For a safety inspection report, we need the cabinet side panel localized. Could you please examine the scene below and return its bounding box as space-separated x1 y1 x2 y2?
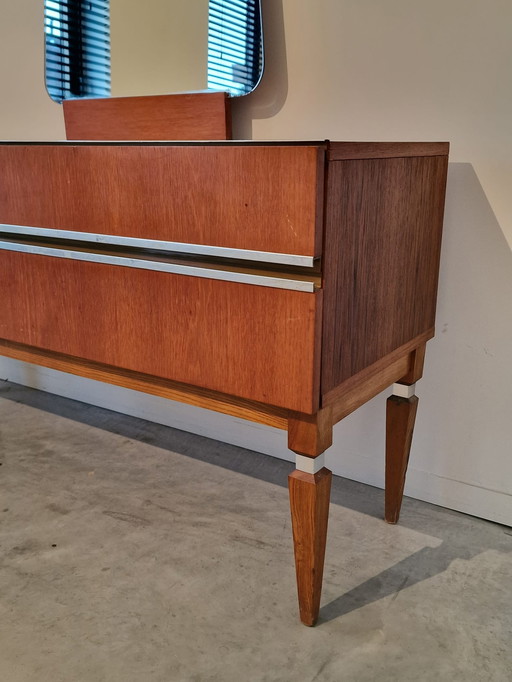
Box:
321 155 448 394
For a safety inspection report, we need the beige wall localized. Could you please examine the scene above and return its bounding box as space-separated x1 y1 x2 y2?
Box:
236 0 512 245
110 0 209 96
0 1 64 139
1 0 511 524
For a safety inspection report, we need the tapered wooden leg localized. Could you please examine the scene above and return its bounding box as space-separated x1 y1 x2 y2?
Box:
385 388 418 524
288 467 332 626
287 408 333 626
385 344 426 523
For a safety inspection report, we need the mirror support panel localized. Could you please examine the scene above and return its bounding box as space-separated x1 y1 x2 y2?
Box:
63 92 232 141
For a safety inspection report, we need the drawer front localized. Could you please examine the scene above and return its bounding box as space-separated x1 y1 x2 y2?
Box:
0 251 321 413
0 144 323 259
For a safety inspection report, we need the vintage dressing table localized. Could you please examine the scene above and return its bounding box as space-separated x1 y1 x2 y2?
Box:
0 93 448 625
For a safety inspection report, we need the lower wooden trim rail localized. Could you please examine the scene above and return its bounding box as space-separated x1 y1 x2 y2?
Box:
0 339 289 430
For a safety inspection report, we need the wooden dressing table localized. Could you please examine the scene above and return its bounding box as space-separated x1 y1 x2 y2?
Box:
0 94 448 625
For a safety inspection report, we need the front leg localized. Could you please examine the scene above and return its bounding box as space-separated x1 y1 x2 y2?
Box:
288 409 333 626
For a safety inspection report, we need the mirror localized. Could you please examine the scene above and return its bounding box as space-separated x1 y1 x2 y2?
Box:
44 0 263 103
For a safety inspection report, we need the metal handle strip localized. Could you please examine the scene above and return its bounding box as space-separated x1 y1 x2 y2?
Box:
0 224 316 268
0 240 316 293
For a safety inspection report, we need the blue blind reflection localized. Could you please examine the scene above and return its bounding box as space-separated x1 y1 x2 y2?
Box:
207 0 262 96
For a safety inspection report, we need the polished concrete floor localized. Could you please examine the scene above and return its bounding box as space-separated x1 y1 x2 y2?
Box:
0 380 511 682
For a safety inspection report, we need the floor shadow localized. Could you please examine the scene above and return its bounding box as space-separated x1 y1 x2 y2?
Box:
319 543 471 624
0 378 294 483
0 377 386 521
0 378 507 536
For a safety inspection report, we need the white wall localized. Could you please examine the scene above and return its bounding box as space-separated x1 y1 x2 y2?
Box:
1 0 511 526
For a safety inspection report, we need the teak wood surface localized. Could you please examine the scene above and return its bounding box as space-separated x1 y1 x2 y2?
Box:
385 395 419 524
320 154 448 395
327 141 448 160
288 469 332 626
0 144 324 257
288 408 333 457
0 250 322 413
0 339 291 430
63 92 232 141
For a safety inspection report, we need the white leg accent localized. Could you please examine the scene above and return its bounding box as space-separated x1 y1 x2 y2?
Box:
392 382 416 398
295 453 325 474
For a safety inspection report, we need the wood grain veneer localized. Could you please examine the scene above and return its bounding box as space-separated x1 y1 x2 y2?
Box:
320 154 448 395
327 141 449 161
0 251 322 413
63 92 232 141
398 343 426 385
288 468 332 626
0 144 324 257
385 394 419 523
288 408 333 458
0 339 290 430
322 330 433 409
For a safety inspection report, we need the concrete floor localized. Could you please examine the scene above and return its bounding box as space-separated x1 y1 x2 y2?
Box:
0 380 511 682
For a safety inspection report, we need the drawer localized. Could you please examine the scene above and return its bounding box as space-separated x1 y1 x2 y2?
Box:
0 144 324 260
0 250 322 413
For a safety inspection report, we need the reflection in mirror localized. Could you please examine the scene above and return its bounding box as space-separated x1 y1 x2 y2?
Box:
208 0 262 95
45 0 110 101
44 0 263 103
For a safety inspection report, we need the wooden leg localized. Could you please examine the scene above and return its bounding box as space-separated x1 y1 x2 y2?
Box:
385 344 426 523
385 388 418 524
288 408 333 626
288 467 332 626
288 407 333 456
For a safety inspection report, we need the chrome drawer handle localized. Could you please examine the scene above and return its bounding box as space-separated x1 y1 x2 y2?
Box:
0 239 318 293
0 224 315 268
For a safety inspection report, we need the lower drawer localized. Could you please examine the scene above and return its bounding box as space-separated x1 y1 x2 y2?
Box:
0 251 322 413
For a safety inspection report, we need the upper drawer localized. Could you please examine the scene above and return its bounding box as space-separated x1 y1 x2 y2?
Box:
0 143 324 258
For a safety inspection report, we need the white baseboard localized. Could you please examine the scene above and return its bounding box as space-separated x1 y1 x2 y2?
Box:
325 449 512 527
1 357 510 527
0 356 294 460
